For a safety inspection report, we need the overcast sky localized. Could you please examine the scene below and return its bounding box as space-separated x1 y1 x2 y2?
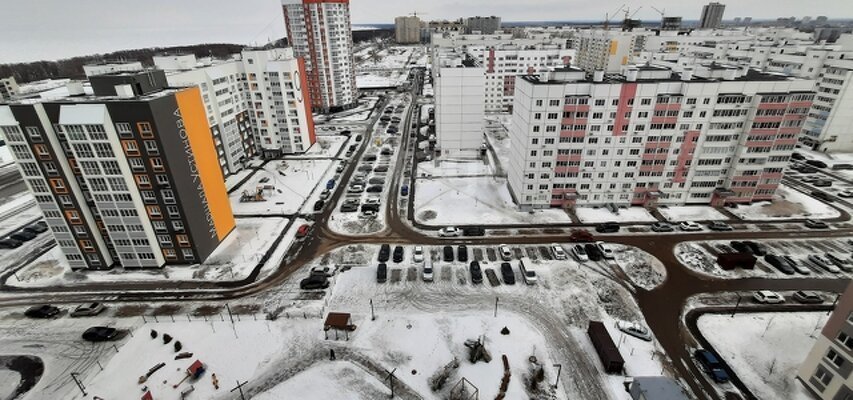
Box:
2 0 852 64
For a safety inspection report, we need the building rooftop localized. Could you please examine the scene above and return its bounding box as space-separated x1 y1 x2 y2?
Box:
522 65 797 85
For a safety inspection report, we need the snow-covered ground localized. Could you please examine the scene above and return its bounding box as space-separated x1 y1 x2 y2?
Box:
575 207 658 224
7 217 298 287
414 177 572 225
416 157 493 177
0 195 42 238
356 46 416 70
658 206 728 222
697 312 824 400
224 168 254 192
229 159 335 216
287 135 349 160
611 244 667 290
356 71 407 88
255 361 390 399
730 184 840 220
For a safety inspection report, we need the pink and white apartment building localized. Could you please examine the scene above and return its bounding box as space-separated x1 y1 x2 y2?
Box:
507 64 815 210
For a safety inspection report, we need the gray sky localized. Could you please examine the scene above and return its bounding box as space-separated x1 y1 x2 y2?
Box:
2 0 852 64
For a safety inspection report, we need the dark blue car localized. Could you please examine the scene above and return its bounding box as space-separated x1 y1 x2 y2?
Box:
326 179 336 190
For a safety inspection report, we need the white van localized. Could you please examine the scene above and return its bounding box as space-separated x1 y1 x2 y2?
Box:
519 257 537 285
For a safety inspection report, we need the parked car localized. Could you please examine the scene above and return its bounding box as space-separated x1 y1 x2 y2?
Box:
469 261 483 284
25 305 60 319
839 190 853 198
806 160 828 169
650 222 674 232
438 227 461 237
678 221 702 232
0 238 22 249
764 255 795 275
82 326 119 342
743 241 767 256
326 179 336 190
378 244 391 262
793 290 824 304
729 241 752 254
804 219 829 229
366 185 384 193
392 246 404 263
551 244 567 260
809 255 841 273
753 290 785 304
10 230 37 242
783 255 811 275
585 243 603 261
319 189 331 200
400 185 409 196
519 258 537 284
422 258 434 282
499 245 513 261
376 263 387 283
595 241 614 259
791 152 805 160
616 321 652 341
412 246 424 263
295 224 311 239
463 227 485 236
300 274 329 290
347 184 365 194
571 245 589 262
811 191 835 202
832 163 853 171
443 246 454 262
70 303 106 318
595 222 620 233
340 203 359 213
457 245 468 262
695 350 730 383
23 222 48 234
813 179 833 187
707 221 733 231
500 262 515 284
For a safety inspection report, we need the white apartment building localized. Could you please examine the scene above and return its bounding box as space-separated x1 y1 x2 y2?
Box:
575 30 638 73
83 62 145 78
395 15 422 44
0 77 18 101
281 0 357 112
507 65 814 210
433 49 485 154
431 31 568 50
798 281 853 399
466 45 575 112
803 56 853 152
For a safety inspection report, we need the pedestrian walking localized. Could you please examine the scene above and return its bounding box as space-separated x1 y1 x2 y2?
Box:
330 349 336 360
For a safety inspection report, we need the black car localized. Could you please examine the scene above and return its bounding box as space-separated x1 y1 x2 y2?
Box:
24 222 48 234
363 155 377 162
340 203 359 212
500 262 516 285
368 177 386 185
813 179 833 187
300 274 330 290
764 254 795 275
377 263 388 283
25 305 60 319
463 227 485 236
374 165 389 173
443 246 454 262
791 152 805 160
355 134 363 142
82 326 119 342
361 203 380 212
10 230 37 242
811 191 835 202
457 245 468 262
0 238 22 249
743 241 767 256
469 261 483 284
806 160 828 169
378 244 391 262
366 185 384 193
584 243 603 261
595 222 620 233
729 241 752 254
393 246 404 263
312 200 325 212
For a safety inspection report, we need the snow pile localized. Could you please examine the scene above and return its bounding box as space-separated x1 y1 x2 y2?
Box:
255 361 389 399
658 206 727 222
575 207 657 224
731 185 840 220
613 245 667 290
697 312 823 400
675 243 717 275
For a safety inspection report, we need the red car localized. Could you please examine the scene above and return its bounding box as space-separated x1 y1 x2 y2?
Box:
296 224 311 238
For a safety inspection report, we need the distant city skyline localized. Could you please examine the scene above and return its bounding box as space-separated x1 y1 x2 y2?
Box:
2 0 853 64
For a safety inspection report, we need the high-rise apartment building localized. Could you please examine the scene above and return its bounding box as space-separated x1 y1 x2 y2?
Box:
465 16 502 34
281 0 357 112
798 281 853 399
575 30 638 73
0 71 235 269
395 16 422 44
801 57 853 152
0 77 18 101
433 49 485 154
699 2 726 29
507 65 814 210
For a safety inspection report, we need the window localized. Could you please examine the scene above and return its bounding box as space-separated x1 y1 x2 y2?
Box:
137 122 153 138
166 206 180 218
25 126 42 141
176 235 190 247
150 158 165 172
152 221 168 232
34 144 50 159
163 248 177 259
144 140 159 155
49 178 67 193
826 349 844 368
116 123 133 137
146 205 162 218
122 140 140 156
65 210 82 224
135 175 151 188
157 235 173 247
129 158 145 171
837 331 853 350
172 221 185 231
813 368 832 386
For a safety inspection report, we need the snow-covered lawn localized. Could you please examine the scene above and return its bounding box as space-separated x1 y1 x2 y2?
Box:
7 217 295 287
224 168 254 192
356 47 415 70
658 206 728 222
229 159 334 216
356 71 407 88
0 193 42 238
414 177 572 225
287 135 349 159
416 158 493 177
255 361 389 399
575 207 657 224
730 185 840 220
697 312 824 400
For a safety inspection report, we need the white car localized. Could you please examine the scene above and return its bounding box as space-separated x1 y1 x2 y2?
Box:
413 246 424 263
753 290 785 304
616 321 652 341
364 198 381 206
347 184 364 193
422 261 434 282
571 245 589 262
438 227 461 237
839 190 853 198
679 221 702 232
809 255 841 273
596 241 614 259
551 244 567 260
499 245 513 261
358 210 377 219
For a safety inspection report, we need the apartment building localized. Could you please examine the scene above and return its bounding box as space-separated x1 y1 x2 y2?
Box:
575 30 638 73
507 65 814 210
0 71 235 269
801 56 853 152
798 281 853 399
433 49 485 154
467 45 575 112
0 77 18 101
465 16 501 35
281 0 357 112
430 31 569 50
83 62 145 78
395 15 422 44
699 2 726 29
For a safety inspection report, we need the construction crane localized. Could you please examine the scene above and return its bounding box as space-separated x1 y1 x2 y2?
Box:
409 11 428 18
603 4 626 30
621 6 643 31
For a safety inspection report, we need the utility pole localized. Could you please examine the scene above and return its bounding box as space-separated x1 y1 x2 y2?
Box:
370 298 376 321
553 363 562 388
230 380 249 400
385 368 397 398
731 294 742 317
494 296 499 317
226 303 235 324
70 372 86 396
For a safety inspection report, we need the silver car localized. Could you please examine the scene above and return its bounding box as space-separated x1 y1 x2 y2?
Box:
70 303 106 318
